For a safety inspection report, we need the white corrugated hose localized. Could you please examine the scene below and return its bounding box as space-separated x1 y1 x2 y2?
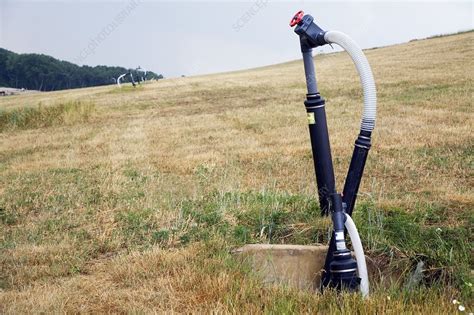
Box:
324 31 377 133
345 213 369 297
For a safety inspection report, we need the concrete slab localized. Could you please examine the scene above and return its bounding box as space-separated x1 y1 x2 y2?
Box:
233 244 328 291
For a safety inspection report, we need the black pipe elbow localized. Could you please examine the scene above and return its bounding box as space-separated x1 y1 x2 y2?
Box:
294 15 327 52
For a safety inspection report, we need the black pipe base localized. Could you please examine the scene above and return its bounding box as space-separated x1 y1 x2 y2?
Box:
328 249 360 291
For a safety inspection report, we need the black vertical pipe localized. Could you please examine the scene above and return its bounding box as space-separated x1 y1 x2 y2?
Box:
302 50 318 94
300 44 359 289
301 49 336 216
305 94 336 215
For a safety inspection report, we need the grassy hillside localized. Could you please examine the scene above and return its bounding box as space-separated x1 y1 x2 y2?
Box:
0 32 473 313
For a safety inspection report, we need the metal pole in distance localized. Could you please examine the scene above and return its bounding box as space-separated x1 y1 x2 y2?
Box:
302 50 336 216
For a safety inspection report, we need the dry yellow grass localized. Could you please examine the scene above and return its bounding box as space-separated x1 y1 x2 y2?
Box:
0 32 473 313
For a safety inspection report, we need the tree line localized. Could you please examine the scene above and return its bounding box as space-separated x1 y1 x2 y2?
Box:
0 48 163 91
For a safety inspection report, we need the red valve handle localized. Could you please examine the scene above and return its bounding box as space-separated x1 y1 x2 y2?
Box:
289 10 304 27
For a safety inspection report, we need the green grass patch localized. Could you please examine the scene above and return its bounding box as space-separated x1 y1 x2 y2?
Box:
0 207 17 225
176 191 327 246
0 100 95 132
355 202 472 299
116 208 154 245
107 85 144 94
174 191 472 299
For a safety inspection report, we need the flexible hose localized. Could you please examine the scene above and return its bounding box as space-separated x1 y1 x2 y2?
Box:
117 73 126 87
324 31 377 132
344 213 369 297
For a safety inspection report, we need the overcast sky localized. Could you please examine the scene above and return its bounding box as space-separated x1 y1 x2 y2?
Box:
0 1 472 77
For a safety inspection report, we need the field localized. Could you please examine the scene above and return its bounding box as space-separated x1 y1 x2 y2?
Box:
0 32 473 313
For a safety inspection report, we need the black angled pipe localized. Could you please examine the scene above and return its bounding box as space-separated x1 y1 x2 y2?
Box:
342 131 372 216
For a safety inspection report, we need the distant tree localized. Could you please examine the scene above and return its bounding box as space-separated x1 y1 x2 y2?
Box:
0 48 162 91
